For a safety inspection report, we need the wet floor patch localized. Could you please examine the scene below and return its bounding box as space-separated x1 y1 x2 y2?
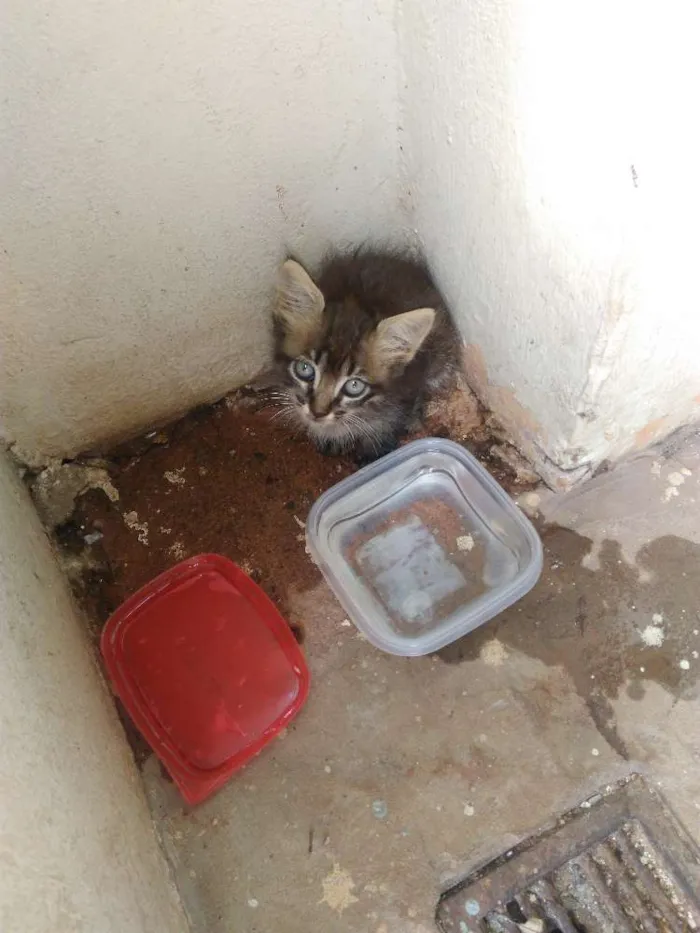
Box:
439 524 700 758
437 774 700 932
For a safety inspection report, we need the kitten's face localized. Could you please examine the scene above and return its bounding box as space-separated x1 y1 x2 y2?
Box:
268 260 435 454
284 350 377 447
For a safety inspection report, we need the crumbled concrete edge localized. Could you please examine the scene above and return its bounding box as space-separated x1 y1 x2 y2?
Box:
29 460 120 529
489 442 541 486
10 370 550 540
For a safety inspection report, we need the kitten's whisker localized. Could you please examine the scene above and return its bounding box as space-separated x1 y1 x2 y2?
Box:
258 396 292 408
349 420 378 455
256 401 289 414
346 414 382 454
269 405 297 424
359 418 384 448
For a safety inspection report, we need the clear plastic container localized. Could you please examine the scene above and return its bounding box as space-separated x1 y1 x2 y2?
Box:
306 438 542 656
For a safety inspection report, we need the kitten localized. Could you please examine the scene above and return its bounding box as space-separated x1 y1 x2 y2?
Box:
259 248 461 462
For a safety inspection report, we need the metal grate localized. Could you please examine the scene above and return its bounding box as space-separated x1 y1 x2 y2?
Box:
438 776 700 933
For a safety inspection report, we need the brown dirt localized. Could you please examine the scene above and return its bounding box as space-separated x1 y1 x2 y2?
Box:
47 380 537 651
61 400 352 645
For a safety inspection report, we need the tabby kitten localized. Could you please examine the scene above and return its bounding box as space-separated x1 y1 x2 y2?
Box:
261 249 461 462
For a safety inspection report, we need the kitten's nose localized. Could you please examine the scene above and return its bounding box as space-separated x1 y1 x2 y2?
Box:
310 381 335 419
310 402 331 419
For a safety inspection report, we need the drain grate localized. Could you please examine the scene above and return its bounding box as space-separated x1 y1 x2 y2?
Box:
438 776 700 933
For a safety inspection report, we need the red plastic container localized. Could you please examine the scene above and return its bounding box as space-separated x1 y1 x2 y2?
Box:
100 554 309 804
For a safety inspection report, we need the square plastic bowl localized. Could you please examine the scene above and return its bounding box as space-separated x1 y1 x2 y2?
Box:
101 554 309 804
306 438 542 656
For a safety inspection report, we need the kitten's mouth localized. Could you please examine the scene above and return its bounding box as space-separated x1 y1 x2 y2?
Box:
301 406 350 440
273 396 382 455
302 403 335 425
269 393 360 448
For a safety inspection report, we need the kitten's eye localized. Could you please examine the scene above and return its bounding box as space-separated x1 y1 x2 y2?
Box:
342 377 368 398
292 358 315 382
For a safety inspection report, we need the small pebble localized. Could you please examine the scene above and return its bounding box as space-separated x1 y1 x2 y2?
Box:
463 803 475 817
247 898 259 909
680 659 690 671
371 799 388 820
465 899 480 917
324 765 332 774
591 748 600 757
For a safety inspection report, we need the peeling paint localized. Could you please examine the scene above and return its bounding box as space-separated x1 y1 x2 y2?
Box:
635 417 669 451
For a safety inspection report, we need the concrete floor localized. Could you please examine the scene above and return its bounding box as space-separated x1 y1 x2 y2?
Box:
49 405 700 933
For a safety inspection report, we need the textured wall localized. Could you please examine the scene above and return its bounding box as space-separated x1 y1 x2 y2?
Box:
400 0 700 481
1 0 403 463
0 452 189 933
3 0 699 475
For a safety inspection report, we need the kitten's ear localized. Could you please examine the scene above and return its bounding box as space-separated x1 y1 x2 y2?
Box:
371 307 436 377
273 260 324 333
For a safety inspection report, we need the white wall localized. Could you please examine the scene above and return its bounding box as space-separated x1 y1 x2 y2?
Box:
3 0 699 476
0 452 190 933
400 0 700 482
1 0 404 463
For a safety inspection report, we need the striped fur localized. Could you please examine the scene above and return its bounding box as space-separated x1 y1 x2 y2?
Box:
260 248 461 462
